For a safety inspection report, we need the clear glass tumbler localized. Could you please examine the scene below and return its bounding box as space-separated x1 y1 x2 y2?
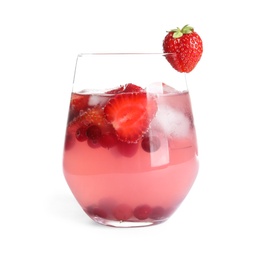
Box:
63 53 199 227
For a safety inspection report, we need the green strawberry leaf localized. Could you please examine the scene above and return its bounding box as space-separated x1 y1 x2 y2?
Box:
181 25 194 34
173 28 183 39
171 25 194 39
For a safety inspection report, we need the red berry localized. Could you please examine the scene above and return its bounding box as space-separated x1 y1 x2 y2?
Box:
66 114 86 137
163 25 203 73
141 136 161 153
133 204 152 220
92 207 107 218
113 204 133 221
76 126 88 142
86 125 102 141
70 93 89 115
149 206 166 220
67 105 116 147
104 92 157 143
87 138 101 149
117 141 139 157
99 132 118 149
84 205 107 219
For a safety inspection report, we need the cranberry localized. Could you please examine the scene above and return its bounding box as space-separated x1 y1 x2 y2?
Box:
133 204 152 220
76 126 88 142
141 136 161 153
86 125 102 141
85 206 107 219
117 142 139 157
99 133 118 149
113 204 133 221
149 206 166 220
87 138 101 149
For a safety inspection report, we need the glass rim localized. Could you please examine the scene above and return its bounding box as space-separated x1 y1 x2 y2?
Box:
77 52 176 57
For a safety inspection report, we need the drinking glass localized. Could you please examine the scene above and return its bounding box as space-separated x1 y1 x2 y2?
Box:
63 53 199 227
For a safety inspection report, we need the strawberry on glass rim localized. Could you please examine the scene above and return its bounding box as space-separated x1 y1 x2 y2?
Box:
163 24 203 73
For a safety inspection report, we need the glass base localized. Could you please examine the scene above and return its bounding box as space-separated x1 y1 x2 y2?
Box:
91 216 166 228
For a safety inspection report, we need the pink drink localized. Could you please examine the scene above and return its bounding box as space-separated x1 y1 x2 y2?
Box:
63 86 198 227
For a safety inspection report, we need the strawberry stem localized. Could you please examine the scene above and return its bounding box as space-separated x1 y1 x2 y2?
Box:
168 24 194 39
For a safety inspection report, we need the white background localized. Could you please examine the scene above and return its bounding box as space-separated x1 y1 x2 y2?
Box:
1 0 258 259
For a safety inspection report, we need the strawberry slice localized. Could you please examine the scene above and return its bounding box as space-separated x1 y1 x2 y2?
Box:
66 114 88 142
70 93 89 114
82 106 106 127
106 83 144 94
106 85 125 94
69 106 108 131
104 92 157 143
123 83 144 93
67 106 115 143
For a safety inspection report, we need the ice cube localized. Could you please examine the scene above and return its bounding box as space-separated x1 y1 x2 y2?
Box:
161 83 179 94
146 82 179 94
146 82 164 94
152 104 190 137
88 95 109 107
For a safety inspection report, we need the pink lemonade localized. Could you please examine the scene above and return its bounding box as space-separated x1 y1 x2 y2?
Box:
63 84 198 227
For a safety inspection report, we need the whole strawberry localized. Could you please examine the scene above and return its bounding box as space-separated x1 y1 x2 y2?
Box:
163 25 203 73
